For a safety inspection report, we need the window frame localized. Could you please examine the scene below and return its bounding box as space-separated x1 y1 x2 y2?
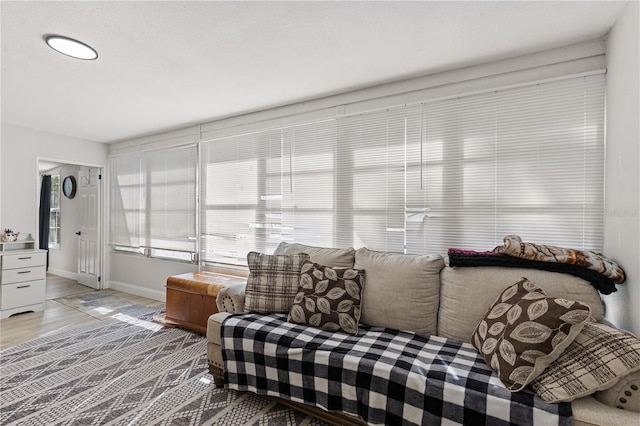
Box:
49 173 61 250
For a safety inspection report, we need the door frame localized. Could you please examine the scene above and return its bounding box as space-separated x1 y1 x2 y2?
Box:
36 157 105 289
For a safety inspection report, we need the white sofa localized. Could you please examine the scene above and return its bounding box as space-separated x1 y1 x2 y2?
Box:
207 244 640 425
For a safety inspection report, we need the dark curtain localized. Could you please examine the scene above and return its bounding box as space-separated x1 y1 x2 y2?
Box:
39 174 51 269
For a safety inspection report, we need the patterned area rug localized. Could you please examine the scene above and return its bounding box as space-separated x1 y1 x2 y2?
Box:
55 290 163 320
0 305 327 425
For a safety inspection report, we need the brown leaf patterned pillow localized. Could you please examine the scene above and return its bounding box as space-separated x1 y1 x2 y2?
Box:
471 278 591 391
287 261 365 335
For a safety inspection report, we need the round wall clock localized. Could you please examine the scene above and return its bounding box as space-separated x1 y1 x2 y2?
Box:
62 175 77 199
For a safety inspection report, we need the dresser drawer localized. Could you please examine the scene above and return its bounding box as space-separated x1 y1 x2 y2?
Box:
2 252 47 270
1 266 46 284
0 279 46 310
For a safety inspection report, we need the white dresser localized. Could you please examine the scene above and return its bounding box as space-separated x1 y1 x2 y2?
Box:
0 235 47 319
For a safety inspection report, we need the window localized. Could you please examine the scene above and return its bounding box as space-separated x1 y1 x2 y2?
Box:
49 174 61 249
201 74 605 266
406 75 605 252
281 121 337 247
201 121 337 265
109 145 197 262
110 152 144 249
336 107 417 252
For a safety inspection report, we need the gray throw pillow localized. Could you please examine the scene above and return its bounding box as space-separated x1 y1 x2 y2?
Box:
273 242 356 268
355 248 444 335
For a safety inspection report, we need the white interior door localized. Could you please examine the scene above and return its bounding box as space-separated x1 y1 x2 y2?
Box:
77 166 101 289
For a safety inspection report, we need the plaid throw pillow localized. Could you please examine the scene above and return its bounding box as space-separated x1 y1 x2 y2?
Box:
245 252 310 314
472 278 591 391
532 321 640 403
287 261 365 335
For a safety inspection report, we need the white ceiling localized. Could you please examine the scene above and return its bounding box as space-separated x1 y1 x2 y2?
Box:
1 1 627 144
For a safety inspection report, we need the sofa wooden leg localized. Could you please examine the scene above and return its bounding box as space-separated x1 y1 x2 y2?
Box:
208 363 225 388
213 375 225 389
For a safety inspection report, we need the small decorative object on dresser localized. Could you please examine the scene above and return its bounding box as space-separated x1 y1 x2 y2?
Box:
0 233 48 319
2 229 19 242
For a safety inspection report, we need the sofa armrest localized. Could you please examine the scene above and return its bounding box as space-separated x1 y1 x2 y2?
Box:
573 395 640 426
207 312 232 346
206 312 232 388
216 283 246 313
593 369 640 412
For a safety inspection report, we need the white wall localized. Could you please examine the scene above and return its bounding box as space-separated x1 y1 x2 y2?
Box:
43 164 81 278
109 253 197 302
604 1 640 335
0 134 3 232
0 124 108 257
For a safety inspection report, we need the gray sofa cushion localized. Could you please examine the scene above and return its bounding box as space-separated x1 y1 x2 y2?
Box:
354 247 444 335
274 242 356 268
439 257 606 344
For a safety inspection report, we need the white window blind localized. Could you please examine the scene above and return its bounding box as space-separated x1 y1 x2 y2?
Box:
109 145 197 258
201 121 337 264
201 130 271 264
281 121 337 247
336 107 417 252
408 74 605 252
109 152 144 248
145 146 197 252
200 73 605 265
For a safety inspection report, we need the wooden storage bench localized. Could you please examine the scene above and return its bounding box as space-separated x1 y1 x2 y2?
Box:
164 271 246 335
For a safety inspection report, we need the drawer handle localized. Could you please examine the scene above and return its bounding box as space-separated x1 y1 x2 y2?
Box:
18 257 32 260
17 271 32 275
17 285 31 289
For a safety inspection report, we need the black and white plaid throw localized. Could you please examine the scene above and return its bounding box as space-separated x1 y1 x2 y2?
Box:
222 313 572 426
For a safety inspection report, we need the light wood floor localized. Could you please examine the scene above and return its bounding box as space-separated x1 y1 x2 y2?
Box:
0 274 163 350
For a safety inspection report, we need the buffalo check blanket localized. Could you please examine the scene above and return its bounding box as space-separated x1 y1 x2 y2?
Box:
222 314 572 426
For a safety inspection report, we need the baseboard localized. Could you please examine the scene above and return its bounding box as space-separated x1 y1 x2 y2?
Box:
108 280 166 302
47 268 78 281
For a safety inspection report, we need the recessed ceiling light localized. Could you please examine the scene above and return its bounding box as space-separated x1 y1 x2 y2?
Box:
45 35 98 60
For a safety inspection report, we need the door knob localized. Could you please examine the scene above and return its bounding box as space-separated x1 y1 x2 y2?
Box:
75 231 81 236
